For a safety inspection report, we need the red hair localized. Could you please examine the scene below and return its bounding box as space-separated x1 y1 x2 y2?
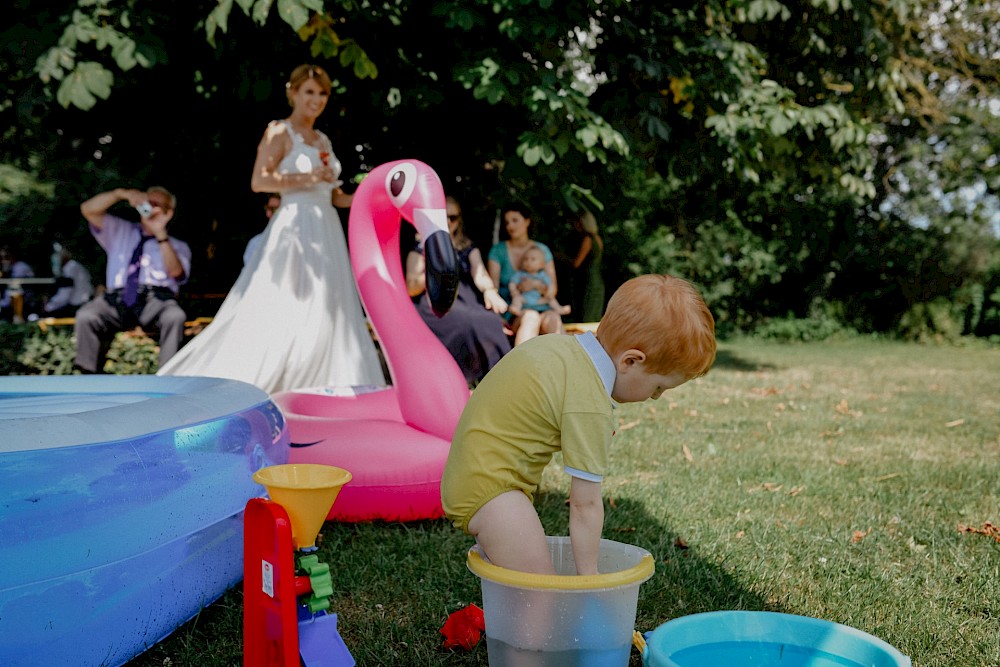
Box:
596 274 716 378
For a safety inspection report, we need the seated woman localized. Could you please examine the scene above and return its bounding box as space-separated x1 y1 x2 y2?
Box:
487 203 565 345
405 196 511 385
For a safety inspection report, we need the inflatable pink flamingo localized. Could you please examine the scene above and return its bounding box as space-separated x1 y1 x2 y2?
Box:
272 160 471 522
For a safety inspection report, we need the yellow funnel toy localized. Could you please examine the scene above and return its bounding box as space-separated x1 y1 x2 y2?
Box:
252 464 352 550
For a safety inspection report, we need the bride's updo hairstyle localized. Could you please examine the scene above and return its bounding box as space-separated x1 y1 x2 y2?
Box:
286 64 332 105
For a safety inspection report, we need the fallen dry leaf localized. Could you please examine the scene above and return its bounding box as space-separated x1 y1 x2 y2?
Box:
944 419 965 428
682 444 694 462
762 482 783 492
618 420 640 432
788 486 805 497
734 530 745 539
673 536 689 549
851 528 872 544
958 521 1000 543
834 399 863 418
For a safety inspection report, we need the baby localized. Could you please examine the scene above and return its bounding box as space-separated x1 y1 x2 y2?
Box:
508 244 571 317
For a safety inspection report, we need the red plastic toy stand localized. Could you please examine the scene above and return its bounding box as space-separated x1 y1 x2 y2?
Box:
244 498 301 667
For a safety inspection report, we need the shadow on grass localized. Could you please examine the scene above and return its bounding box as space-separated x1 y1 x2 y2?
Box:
712 345 778 373
128 491 786 667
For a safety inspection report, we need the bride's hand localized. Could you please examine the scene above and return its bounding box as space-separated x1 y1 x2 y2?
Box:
313 165 337 184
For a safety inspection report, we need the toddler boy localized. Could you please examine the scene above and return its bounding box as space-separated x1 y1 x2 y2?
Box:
441 274 716 575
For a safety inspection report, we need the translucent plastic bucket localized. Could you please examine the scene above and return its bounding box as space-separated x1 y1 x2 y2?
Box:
643 610 912 667
467 536 654 666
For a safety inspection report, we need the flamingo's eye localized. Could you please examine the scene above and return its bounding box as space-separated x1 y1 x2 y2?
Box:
389 171 405 196
386 163 417 205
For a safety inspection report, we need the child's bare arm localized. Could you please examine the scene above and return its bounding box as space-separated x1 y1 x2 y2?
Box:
508 280 525 315
568 477 604 575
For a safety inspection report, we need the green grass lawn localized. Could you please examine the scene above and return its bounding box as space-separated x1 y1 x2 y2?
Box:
129 338 999 666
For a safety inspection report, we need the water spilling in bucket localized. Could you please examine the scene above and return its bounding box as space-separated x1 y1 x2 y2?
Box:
467 536 654 667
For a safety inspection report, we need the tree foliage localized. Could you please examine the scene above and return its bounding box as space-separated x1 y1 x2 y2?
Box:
1 0 997 336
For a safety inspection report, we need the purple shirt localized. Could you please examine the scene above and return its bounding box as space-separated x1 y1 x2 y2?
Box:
92 214 191 294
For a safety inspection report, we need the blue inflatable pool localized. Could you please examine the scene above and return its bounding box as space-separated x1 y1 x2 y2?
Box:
0 375 289 667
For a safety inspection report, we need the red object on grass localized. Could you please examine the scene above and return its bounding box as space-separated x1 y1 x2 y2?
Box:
243 498 302 667
440 604 486 650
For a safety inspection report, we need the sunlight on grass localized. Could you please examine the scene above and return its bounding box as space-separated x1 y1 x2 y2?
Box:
129 339 999 667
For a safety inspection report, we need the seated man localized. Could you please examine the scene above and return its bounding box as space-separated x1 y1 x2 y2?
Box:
74 186 191 373
44 246 94 318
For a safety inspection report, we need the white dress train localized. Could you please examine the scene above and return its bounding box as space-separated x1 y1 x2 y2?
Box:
157 121 385 394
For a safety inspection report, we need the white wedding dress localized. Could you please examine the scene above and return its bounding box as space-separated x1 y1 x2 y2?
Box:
157 120 386 394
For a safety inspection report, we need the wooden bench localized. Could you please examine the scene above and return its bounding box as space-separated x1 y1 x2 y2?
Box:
34 316 599 343
564 321 600 335
34 316 214 336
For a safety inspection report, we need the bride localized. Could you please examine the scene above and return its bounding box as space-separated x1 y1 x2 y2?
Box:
158 64 385 393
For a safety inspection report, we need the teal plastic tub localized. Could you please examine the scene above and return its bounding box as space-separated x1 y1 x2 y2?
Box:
643 610 911 667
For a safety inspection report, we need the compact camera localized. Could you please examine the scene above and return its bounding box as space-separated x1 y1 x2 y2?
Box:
136 201 154 217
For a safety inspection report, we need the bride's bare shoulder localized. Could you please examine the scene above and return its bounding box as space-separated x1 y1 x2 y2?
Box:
263 119 291 139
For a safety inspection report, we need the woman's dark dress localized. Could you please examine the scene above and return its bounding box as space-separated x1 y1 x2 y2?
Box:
413 243 511 384
573 234 605 323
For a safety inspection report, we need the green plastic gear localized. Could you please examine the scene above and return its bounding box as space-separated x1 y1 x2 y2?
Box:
297 553 333 613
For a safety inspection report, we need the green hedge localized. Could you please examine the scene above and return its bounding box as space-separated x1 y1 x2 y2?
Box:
0 322 160 375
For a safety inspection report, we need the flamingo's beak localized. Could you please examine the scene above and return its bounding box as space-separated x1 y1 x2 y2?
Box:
422 229 460 317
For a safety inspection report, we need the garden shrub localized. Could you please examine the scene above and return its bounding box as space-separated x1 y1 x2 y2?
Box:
750 312 858 342
0 323 33 374
897 298 965 343
0 322 160 375
17 328 77 375
104 329 161 375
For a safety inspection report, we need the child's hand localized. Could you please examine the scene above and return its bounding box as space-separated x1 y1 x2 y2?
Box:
483 289 508 314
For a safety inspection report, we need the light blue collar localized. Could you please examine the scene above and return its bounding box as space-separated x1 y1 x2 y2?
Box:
575 331 615 398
